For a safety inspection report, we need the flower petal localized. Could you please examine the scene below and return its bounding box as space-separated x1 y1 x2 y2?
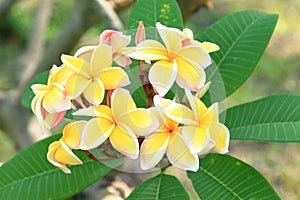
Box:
64 73 91 99
47 140 82 174
74 45 95 60
201 102 219 126
113 53 132 67
111 88 136 120
100 67 130 89
208 123 230 154
178 45 211 69
79 117 114 150
44 110 66 129
182 125 210 154
109 124 139 159
176 57 206 92
83 79 105 106
90 45 112 75
156 22 181 52
61 54 89 75
129 40 168 61
43 84 71 113
47 141 71 173
166 133 199 171
185 89 207 122
31 84 47 95
153 95 174 108
62 121 86 149
140 132 170 170
119 108 159 136
149 60 177 96
73 105 113 121
201 42 220 53
163 103 196 125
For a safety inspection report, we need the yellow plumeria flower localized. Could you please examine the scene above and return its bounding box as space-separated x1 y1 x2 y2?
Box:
47 121 85 173
31 65 72 130
140 96 199 171
129 22 217 96
99 30 134 67
61 45 130 106
73 88 159 159
182 89 230 155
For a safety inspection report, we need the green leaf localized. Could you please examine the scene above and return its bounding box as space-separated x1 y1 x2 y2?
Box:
21 70 49 109
0 134 111 200
128 0 183 30
199 10 278 101
127 174 189 200
223 94 300 142
188 154 280 200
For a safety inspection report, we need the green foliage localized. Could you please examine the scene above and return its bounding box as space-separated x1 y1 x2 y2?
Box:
0 134 111 200
127 174 189 200
128 0 183 29
21 70 49 109
199 10 278 102
187 154 280 200
223 94 300 142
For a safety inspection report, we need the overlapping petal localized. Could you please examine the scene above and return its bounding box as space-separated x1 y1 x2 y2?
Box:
83 79 105 106
149 60 177 96
208 123 230 154
166 133 199 172
176 57 206 91
79 117 115 150
111 88 136 119
62 121 86 149
90 45 112 75
156 22 181 52
109 124 139 159
47 140 82 174
100 67 130 89
64 73 91 99
182 125 210 154
140 131 170 170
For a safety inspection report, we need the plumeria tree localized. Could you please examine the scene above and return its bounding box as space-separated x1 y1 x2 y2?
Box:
0 0 299 199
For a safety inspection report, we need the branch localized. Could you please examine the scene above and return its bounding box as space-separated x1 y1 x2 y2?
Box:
17 0 53 96
94 0 124 31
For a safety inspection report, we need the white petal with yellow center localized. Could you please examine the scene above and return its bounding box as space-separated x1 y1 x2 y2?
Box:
156 22 181 53
140 131 170 170
64 73 92 99
100 67 130 89
79 117 115 150
109 124 139 159
208 122 230 154
178 45 211 69
166 133 199 172
90 45 112 76
83 79 105 106
149 60 177 96
182 125 210 154
129 40 168 61
111 88 136 120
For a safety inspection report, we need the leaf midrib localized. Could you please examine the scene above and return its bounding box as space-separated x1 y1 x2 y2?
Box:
0 158 108 191
228 121 300 131
207 13 262 81
199 166 243 200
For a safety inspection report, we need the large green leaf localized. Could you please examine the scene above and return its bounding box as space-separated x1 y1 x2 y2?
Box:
188 154 280 200
128 0 183 30
0 134 111 200
21 70 49 109
126 174 189 200
199 10 278 101
223 94 300 142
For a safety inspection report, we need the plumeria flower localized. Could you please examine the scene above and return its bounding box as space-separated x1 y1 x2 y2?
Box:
129 22 217 96
31 65 72 130
61 45 130 106
140 96 199 171
47 121 86 173
175 27 220 57
73 88 159 159
99 30 134 67
182 89 230 155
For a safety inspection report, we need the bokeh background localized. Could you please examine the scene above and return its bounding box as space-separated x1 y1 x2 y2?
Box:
0 0 299 199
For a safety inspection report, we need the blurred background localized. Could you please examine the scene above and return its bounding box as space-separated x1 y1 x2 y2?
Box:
0 0 299 199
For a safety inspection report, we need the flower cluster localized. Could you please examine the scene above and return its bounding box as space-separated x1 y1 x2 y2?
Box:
31 22 229 173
